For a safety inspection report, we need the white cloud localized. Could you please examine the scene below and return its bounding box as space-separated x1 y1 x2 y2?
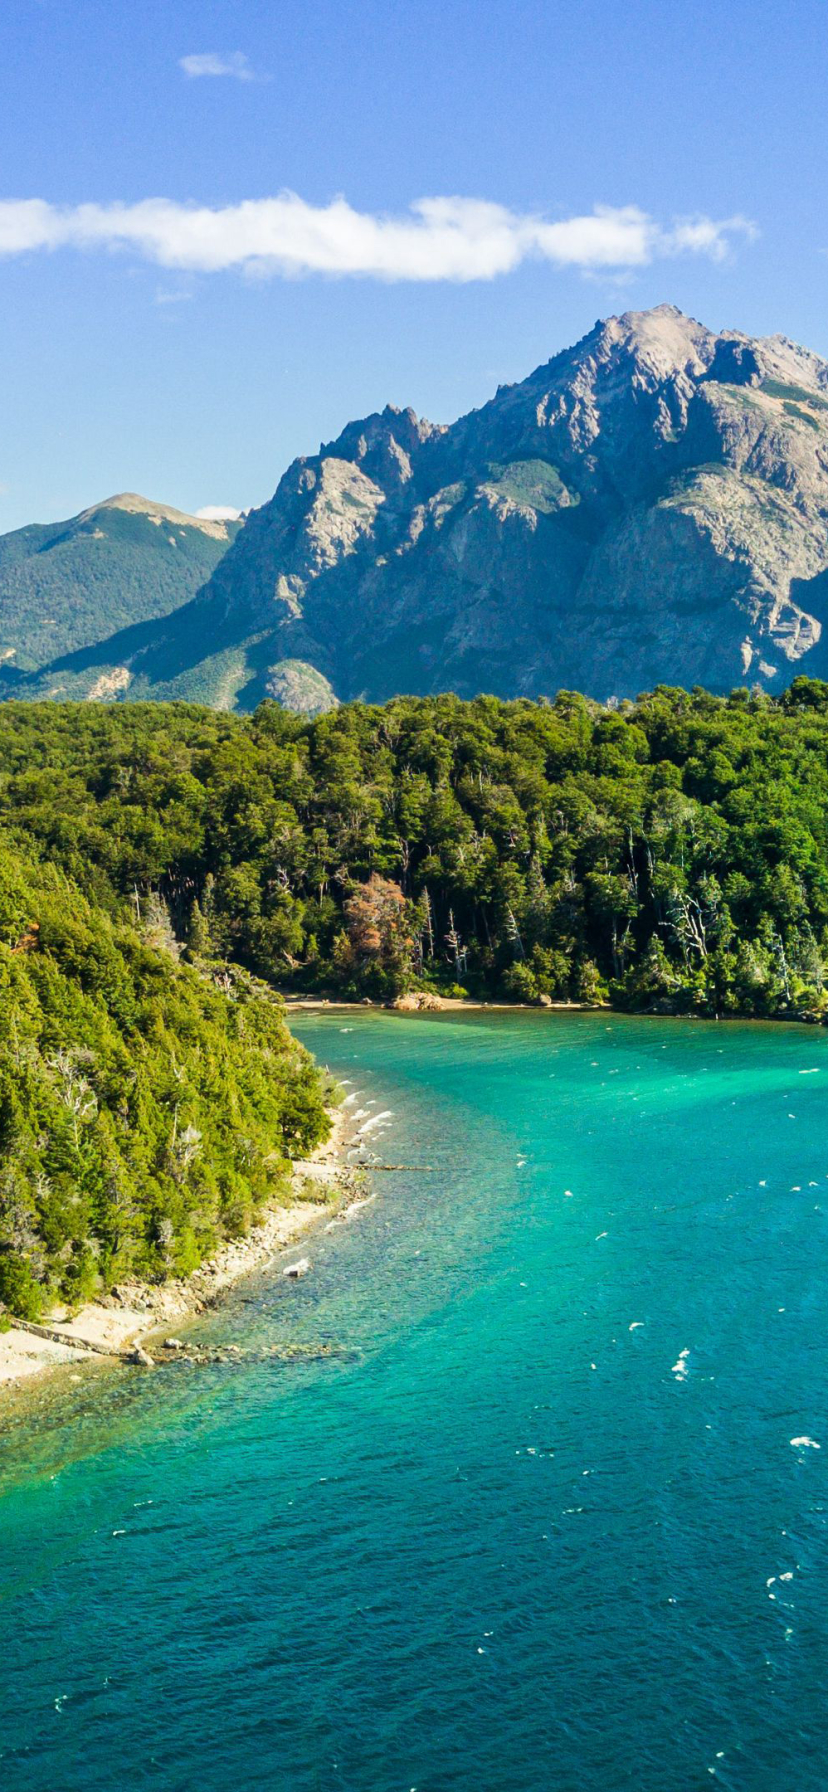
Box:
0 193 756 282
664 215 758 261
196 505 242 520
179 52 254 81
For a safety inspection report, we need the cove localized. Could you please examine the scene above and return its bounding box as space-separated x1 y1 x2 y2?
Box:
2 1009 828 1791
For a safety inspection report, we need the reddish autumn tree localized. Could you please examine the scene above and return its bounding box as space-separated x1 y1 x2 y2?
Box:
344 875 414 977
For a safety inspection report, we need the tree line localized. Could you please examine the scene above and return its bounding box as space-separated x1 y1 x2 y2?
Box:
2 680 828 1021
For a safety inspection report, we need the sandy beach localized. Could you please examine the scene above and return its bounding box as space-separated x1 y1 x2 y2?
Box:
0 1107 358 1395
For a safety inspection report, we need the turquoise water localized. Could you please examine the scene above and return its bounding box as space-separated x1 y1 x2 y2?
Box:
3 1010 828 1791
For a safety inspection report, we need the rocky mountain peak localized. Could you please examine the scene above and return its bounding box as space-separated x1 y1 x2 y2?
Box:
320 404 446 494
5 305 828 714
591 303 716 382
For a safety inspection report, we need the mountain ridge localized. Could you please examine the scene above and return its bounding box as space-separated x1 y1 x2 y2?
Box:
4 303 828 709
77 491 239 540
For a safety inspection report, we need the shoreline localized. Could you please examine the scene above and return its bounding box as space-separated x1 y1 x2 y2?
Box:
281 991 828 1028
281 993 590 1012
4 993 820 1397
0 1106 359 1396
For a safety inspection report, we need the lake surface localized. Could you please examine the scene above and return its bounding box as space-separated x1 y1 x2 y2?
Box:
3 1009 828 1791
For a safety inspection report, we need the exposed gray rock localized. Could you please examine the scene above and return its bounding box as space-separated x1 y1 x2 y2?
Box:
9 307 828 706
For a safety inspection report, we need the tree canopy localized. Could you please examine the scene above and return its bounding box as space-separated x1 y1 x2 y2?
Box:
2 681 828 1022
0 837 328 1318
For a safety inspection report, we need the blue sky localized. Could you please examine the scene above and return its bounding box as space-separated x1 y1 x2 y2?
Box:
1 0 827 530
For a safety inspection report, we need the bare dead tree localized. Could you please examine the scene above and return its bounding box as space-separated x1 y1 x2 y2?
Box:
445 910 468 979
422 886 435 960
504 906 526 961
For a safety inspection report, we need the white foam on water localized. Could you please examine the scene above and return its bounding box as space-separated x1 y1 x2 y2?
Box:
359 1109 393 1134
790 1436 820 1449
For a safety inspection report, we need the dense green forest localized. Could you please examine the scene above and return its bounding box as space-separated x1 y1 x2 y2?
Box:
3 683 828 1025
0 841 328 1318
8 679 828 1315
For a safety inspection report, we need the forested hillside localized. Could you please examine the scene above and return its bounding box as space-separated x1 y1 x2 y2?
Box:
3 682 828 1022
0 841 328 1318
0 493 239 676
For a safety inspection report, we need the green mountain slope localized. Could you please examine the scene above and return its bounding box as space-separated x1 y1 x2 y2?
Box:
0 835 328 1319
0 492 240 678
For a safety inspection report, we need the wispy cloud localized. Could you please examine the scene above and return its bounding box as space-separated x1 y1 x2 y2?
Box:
0 194 756 282
179 52 254 81
196 505 242 520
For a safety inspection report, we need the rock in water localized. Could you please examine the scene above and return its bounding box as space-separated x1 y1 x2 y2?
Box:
283 1258 311 1279
126 1344 155 1367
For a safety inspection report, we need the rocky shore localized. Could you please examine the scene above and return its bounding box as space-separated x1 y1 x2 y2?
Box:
0 1108 359 1394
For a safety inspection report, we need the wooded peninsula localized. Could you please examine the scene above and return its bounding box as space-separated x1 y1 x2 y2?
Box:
4 680 828 1317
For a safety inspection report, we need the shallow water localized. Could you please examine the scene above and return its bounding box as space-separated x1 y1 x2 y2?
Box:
3 1009 828 1791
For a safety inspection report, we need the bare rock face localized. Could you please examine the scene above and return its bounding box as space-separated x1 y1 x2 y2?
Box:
228 306 828 703
10 308 828 705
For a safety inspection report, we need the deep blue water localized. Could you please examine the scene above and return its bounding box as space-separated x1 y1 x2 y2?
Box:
3 1010 828 1791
